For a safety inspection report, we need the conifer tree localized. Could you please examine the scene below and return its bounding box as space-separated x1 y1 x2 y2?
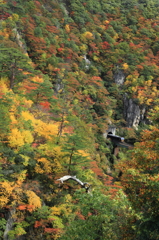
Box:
0 47 34 89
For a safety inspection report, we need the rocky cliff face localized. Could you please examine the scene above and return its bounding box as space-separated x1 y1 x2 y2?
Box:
113 68 146 128
123 95 146 128
113 67 125 86
4 208 16 240
13 28 27 54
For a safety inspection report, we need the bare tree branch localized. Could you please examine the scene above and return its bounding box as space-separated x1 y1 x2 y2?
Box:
56 175 91 193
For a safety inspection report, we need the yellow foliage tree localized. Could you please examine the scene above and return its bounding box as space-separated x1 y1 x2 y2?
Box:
8 128 33 148
51 194 73 217
35 158 52 174
21 110 34 122
34 121 59 141
0 181 14 208
0 77 10 91
46 145 63 169
35 145 63 175
8 128 25 148
81 31 93 43
31 75 44 83
65 24 70 33
23 130 34 144
122 63 129 70
25 190 41 211
21 110 59 142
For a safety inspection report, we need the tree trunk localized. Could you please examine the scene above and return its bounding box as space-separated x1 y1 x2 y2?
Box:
68 148 74 174
57 111 65 144
9 62 16 89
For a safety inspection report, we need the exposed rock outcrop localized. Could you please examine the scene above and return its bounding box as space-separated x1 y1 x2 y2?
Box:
12 28 27 54
54 80 64 94
4 208 26 240
113 67 125 86
3 208 15 240
123 95 146 128
113 67 146 128
83 55 91 70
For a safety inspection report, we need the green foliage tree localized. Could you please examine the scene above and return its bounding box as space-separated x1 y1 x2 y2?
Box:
0 47 33 89
34 27 43 37
59 189 135 240
0 94 12 139
62 115 93 174
117 126 159 239
0 0 159 239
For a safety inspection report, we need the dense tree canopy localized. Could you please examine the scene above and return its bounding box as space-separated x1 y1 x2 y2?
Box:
0 0 159 239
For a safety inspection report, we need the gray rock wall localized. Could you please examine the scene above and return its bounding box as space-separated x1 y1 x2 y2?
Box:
113 67 125 86
123 94 146 128
113 68 146 128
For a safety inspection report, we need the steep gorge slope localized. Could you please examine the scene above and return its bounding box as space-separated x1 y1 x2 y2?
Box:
0 0 159 239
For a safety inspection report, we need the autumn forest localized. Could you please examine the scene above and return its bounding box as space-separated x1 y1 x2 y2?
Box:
0 0 159 239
